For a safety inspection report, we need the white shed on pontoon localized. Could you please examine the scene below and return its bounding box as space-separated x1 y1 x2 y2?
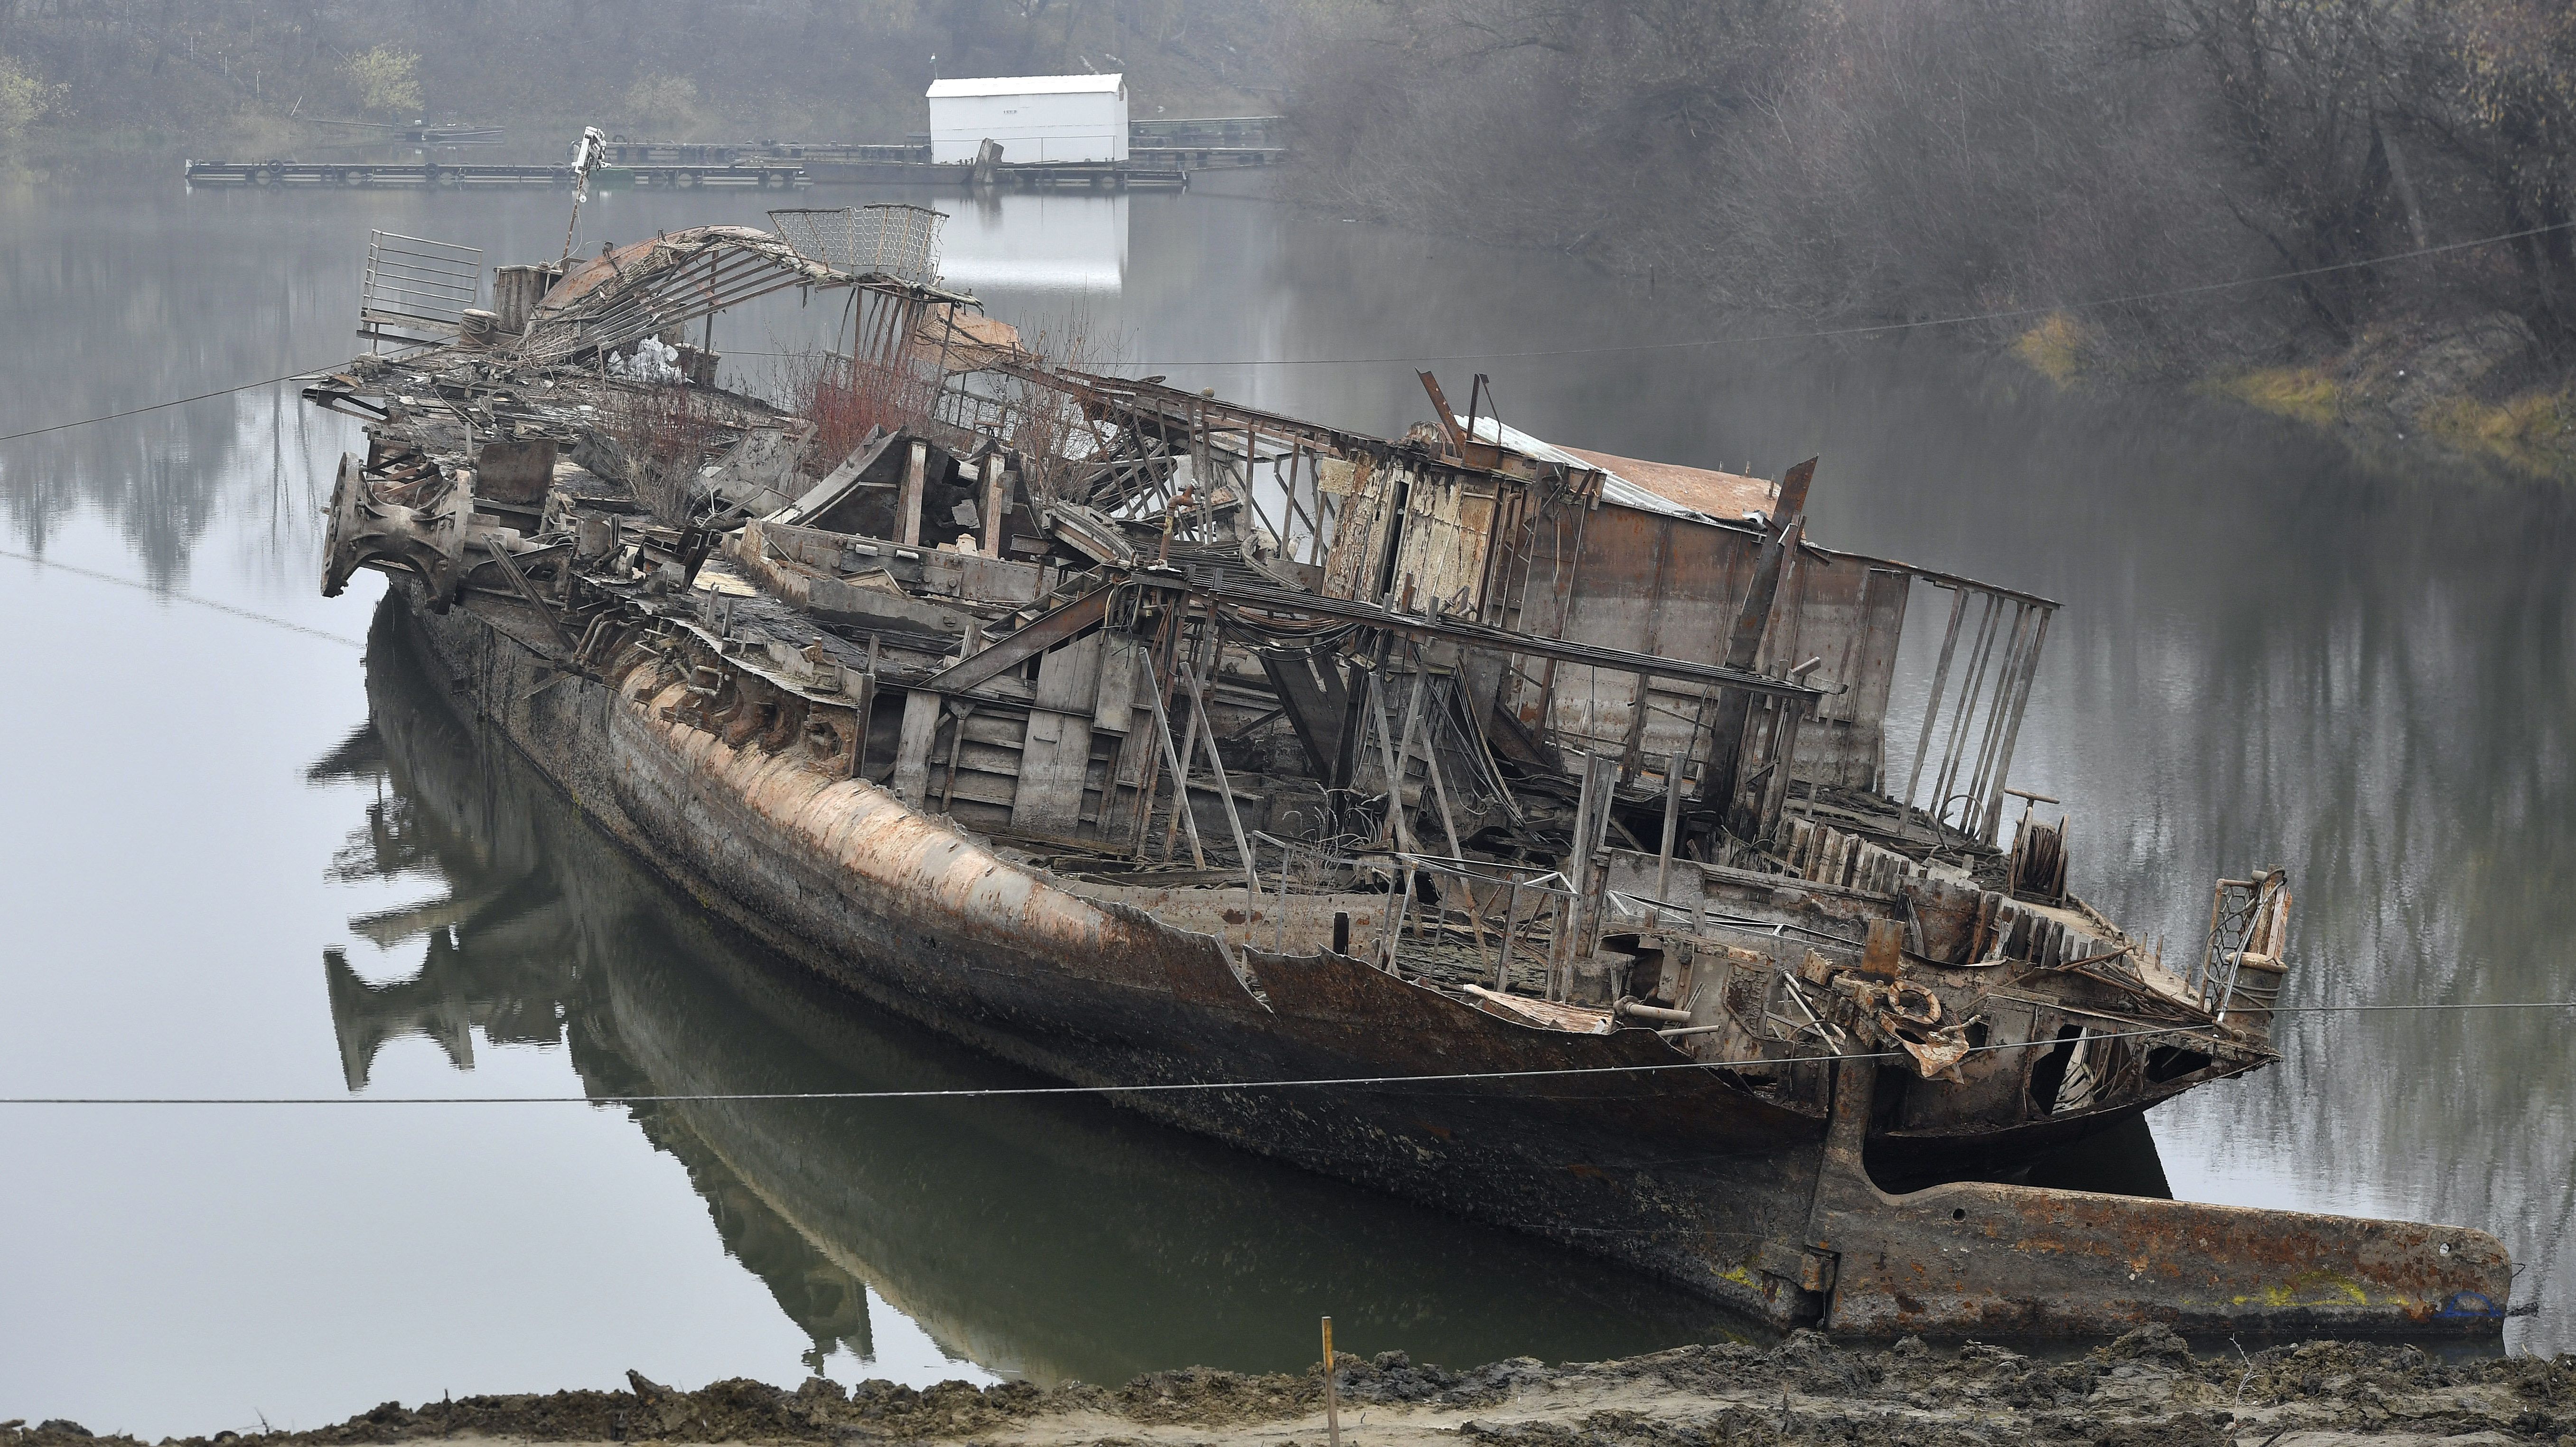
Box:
925 74 1129 165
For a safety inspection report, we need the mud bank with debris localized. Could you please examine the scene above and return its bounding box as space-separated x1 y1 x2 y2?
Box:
13 1329 2571 1447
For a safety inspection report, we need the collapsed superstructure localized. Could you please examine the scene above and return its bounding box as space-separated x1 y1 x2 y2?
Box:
305 202 2510 1336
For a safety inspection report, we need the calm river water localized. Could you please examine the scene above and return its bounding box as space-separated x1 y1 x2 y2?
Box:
1 176 2568 1436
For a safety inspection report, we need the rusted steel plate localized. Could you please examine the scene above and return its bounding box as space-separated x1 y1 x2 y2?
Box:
1803 1062 2509 1336
1817 1183 2513 1335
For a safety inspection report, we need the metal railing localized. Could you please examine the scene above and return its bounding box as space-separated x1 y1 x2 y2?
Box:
2195 868 2292 1022
358 231 484 352
1246 833 1584 998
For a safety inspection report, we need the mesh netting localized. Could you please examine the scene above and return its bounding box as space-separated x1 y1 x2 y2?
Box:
767 204 945 284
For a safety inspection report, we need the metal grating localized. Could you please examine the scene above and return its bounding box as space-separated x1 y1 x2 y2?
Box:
358 230 484 352
767 204 944 285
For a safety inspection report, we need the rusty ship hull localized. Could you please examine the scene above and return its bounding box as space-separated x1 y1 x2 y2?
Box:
300 204 2515 1339
382 577 2512 1338
385 581 1836 1309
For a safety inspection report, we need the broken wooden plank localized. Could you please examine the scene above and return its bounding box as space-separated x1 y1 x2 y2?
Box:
1012 632 1105 835
896 439 928 547
890 687 943 806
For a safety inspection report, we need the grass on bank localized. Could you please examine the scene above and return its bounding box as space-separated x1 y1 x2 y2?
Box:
2212 366 2343 428
2427 387 2576 479
2010 312 2089 387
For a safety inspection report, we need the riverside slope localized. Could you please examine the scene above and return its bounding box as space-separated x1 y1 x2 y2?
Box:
9 1330 2570 1447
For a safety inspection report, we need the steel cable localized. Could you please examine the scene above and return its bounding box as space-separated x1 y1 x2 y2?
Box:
1 1007 2565 1106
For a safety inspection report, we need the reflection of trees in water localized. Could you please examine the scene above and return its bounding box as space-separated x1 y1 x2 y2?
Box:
319 599 1738 1384
0 186 364 585
1661 348 2576 1352
2121 502 2576 1351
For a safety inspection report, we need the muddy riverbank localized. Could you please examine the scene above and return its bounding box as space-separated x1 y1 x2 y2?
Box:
13 1331 2569 1447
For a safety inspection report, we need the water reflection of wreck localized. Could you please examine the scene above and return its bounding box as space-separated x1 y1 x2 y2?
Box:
320 609 1737 1380
302 196 2512 1335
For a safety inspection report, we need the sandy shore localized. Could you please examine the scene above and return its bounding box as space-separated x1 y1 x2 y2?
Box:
8 1330 2570 1447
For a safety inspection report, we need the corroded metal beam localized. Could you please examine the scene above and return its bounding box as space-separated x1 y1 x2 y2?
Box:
915 587 1111 696
1196 577 1822 702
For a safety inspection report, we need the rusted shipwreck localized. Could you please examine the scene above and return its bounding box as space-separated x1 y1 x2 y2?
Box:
303 204 2513 1336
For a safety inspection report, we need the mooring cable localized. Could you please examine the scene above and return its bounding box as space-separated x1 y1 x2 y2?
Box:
0 547 365 648
0 364 340 445
1 1008 2564 1106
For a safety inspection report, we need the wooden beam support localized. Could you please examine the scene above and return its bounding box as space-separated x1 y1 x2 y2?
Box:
896 439 927 546
916 587 1112 697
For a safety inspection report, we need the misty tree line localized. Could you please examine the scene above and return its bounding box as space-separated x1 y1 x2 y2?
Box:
1290 0 2576 372
4 0 2569 377
0 0 1281 153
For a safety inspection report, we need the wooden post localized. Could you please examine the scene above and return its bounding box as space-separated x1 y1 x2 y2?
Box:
1320 1317 1342 1447
1160 615 1215 862
896 439 928 546
1139 651 1208 868
1760 703 1803 844
890 688 942 806
1900 585 1968 835
1654 749 1685 902
847 634 882 779
1578 753 1616 984
1379 868 1412 975
1930 593 2003 831
1404 673 1488 954
1554 753 1614 1001
1978 608 2051 844
1273 841 1294 954
1366 673 1417 854
1176 656 1260 898
1124 610 1179 855
700 250 718 358
1697 460 1815 813
980 454 1007 557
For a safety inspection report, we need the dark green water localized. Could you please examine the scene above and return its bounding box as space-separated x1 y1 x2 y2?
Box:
0 175 2565 1437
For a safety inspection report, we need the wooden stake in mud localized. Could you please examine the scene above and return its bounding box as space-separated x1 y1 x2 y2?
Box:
1321 1316 1343 1447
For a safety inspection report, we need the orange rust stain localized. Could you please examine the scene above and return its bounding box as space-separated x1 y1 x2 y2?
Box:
623 669 1112 952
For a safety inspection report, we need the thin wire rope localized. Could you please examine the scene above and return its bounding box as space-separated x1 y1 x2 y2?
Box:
3 1007 2565 1106
0 363 341 444
0 548 365 648
9 216 2573 446
2274 1001 2576 1010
